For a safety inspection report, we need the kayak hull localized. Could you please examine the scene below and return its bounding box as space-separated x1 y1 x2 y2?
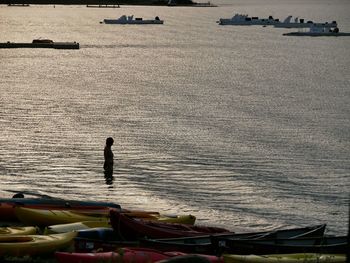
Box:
0 232 77 257
223 253 346 263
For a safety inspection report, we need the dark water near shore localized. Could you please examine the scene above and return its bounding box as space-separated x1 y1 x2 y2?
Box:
0 0 349 235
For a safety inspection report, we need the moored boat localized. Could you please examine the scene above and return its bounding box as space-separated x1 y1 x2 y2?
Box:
274 16 337 28
283 26 350 36
218 14 280 26
0 40 80 49
102 15 164 24
0 232 77 257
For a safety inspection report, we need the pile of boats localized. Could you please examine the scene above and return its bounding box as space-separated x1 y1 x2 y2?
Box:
0 196 348 262
217 14 350 37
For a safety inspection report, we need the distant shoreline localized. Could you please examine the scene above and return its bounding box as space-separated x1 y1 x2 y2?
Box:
1 0 203 6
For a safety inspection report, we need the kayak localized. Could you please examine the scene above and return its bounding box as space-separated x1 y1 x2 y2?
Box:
0 231 77 257
56 247 174 263
15 207 109 226
46 215 195 234
0 226 37 236
223 253 346 263
147 214 196 225
0 197 120 221
157 254 224 262
110 209 231 240
74 235 139 252
45 221 111 234
0 197 121 208
121 210 196 225
55 247 223 263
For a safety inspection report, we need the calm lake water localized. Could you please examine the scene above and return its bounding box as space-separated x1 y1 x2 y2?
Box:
0 0 349 235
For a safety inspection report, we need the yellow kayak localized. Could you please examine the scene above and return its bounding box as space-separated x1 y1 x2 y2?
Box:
0 232 77 257
45 221 111 234
223 253 346 263
0 226 38 236
15 207 108 226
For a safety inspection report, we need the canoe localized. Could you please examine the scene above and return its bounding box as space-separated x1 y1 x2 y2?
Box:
223 253 346 263
56 247 223 263
45 221 111 234
217 236 348 255
0 231 77 257
140 224 327 255
14 207 109 226
0 197 120 221
0 226 37 236
110 209 231 240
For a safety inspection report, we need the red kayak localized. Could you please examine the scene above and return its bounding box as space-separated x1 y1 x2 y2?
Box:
110 209 231 240
55 247 223 263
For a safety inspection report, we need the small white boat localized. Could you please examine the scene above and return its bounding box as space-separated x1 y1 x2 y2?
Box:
275 15 337 28
102 15 164 25
283 26 350 36
218 14 280 26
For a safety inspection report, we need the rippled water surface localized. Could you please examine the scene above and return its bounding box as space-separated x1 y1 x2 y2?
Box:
0 0 349 235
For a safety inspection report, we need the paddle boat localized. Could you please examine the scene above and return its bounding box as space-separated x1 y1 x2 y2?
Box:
102 15 164 24
218 14 280 26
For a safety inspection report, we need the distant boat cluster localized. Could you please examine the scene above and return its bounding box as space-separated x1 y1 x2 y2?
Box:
217 14 349 37
100 12 349 36
2 5 349 50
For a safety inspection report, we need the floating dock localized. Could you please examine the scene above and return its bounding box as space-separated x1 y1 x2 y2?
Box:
0 42 80 49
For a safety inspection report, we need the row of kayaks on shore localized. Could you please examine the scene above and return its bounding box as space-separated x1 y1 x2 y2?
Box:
0 197 349 262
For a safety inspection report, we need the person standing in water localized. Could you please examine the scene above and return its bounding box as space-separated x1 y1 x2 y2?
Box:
104 137 114 175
